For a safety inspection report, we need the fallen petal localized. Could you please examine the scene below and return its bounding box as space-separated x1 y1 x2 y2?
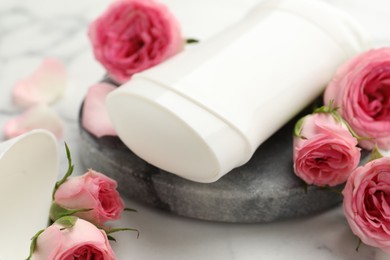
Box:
3 104 64 139
82 83 117 138
12 58 67 108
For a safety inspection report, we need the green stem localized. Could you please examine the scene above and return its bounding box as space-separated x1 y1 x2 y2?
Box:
52 142 74 199
105 227 140 239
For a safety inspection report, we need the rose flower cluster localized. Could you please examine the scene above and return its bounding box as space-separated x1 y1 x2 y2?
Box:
293 47 390 253
7 0 189 257
25 0 186 258
27 144 137 259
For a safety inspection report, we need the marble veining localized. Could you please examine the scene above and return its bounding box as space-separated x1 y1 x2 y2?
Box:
1 0 390 259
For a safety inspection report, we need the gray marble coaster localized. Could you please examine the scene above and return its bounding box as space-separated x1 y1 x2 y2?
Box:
78 104 343 223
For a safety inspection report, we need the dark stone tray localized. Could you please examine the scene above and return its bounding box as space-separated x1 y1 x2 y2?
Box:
78 101 343 223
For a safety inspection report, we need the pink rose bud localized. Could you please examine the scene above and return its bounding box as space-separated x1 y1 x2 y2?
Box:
88 0 184 83
293 112 360 186
31 217 115 259
324 47 390 150
343 157 390 253
53 169 125 226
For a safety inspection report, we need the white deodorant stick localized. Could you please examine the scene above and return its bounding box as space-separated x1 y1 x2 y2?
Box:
107 0 370 183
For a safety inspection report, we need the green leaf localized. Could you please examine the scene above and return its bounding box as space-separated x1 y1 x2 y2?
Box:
124 207 137 213
26 229 45 260
314 105 336 114
50 202 92 222
186 38 199 44
293 116 307 139
55 216 78 230
52 142 74 199
107 235 117 242
105 227 140 239
369 146 383 161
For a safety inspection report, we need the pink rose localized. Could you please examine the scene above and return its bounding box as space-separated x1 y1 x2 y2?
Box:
53 169 125 226
324 48 390 150
31 217 115 259
293 112 360 186
88 0 184 83
343 157 390 253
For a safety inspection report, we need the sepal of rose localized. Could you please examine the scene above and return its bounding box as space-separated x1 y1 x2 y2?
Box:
26 216 78 260
101 226 140 241
320 100 371 142
49 202 92 222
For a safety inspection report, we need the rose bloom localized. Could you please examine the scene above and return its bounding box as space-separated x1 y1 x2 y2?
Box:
54 169 125 226
324 48 390 150
343 157 390 253
31 218 115 259
293 112 360 186
88 0 184 83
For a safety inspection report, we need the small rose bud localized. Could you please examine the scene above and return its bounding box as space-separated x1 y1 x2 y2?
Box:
51 169 125 226
293 111 360 186
30 217 115 260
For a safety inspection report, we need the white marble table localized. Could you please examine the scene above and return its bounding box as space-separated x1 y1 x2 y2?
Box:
1 0 390 259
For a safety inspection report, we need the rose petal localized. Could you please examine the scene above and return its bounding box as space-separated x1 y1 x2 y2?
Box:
82 83 117 138
12 58 67 108
3 104 63 140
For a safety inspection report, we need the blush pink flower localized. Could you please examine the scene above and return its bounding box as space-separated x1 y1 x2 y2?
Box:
343 157 390 253
293 112 360 186
31 217 115 260
324 48 390 150
82 83 117 138
3 104 63 140
12 58 67 108
53 169 125 226
88 0 184 83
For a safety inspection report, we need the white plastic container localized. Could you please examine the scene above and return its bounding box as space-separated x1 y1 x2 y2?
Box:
0 130 58 260
106 0 370 183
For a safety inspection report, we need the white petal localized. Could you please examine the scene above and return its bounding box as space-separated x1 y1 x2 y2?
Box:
12 58 67 108
3 104 64 139
82 83 117 137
